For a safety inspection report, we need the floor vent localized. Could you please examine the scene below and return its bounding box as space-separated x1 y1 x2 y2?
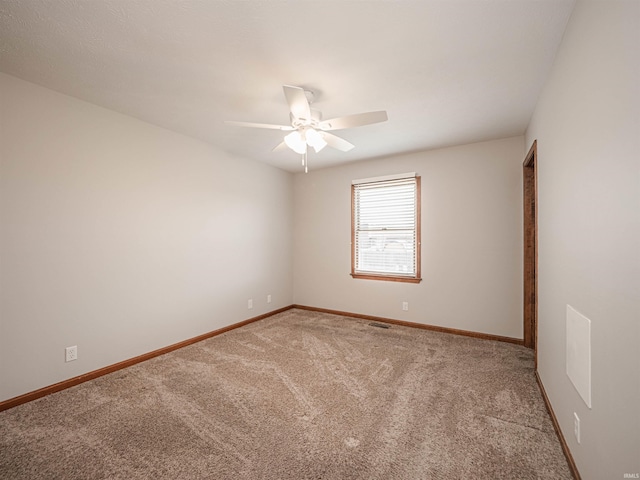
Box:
369 322 390 329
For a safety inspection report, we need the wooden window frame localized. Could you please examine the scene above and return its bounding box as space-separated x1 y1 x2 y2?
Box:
351 176 422 283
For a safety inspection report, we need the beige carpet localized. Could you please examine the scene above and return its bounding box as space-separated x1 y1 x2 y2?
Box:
0 308 572 479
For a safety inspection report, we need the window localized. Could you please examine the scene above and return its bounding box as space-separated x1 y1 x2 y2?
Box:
351 173 421 283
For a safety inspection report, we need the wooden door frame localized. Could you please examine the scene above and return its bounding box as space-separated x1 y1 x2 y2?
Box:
523 140 538 365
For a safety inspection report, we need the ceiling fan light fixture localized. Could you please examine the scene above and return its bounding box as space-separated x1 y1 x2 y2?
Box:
284 130 306 154
305 128 327 153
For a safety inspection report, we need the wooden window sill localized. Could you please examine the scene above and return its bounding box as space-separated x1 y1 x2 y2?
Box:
350 273 422 284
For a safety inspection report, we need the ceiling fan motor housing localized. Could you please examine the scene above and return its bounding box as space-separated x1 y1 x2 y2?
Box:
290 108 322 128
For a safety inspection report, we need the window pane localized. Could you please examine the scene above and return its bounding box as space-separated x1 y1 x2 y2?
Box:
355 231 415 275
352 176 420 280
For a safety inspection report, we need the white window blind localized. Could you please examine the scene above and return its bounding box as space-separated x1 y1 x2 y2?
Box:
352 175 419 279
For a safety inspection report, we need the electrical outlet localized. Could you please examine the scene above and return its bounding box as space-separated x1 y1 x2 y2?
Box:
248 299 253 309
402 302 409 311
267 294 272 304
65 345 78 362
574 412 580 444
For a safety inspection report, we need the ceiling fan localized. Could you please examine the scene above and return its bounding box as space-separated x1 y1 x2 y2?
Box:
225 85 388 172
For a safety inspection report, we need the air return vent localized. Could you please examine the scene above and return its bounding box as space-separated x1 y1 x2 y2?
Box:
368 322 390 329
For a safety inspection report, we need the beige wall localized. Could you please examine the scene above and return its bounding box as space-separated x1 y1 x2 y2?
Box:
0 73 293 402
525 1 640 478
293 136 525 338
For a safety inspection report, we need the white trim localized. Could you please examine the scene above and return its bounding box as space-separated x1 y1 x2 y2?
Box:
352 172 416 185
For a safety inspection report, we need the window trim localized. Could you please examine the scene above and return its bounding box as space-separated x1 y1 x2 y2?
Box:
351 175 421 283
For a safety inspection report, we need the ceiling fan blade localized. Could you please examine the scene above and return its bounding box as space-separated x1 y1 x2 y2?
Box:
225 120 293 131
283 85 311 121
319 111 388 131
322 132 355 152
271 141 289 152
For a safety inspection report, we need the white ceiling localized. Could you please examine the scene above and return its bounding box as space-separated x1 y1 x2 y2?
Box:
0 0 574 172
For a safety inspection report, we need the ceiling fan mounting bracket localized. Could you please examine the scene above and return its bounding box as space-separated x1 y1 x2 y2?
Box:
303 90 315 104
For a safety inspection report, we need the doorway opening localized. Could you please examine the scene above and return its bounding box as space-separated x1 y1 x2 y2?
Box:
523 141 538 365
